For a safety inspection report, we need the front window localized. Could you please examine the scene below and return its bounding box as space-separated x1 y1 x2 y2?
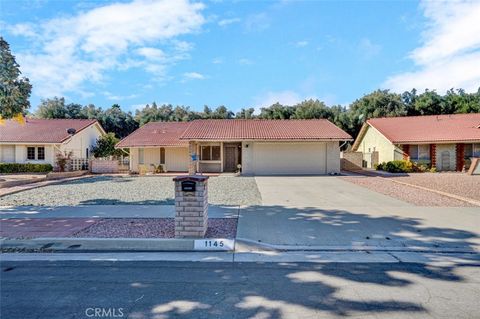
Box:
37 147 45 160
27 147 35 160
200 145 221 161
410 145 430 160
474 144 480 157
465 144 473 158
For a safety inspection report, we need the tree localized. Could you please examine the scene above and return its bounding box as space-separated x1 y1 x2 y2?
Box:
36 97 68 118
293 99 332 119
413 89 445 115
236 107 255 119
91 133 123 158
99 104 138 138
258 102 295 119
211 105 234 119
0 37 32 120
348 90 406 137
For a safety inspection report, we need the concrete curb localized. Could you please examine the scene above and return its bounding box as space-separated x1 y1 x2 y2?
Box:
235 238 479 254
2 237 477 254
0 237 234 252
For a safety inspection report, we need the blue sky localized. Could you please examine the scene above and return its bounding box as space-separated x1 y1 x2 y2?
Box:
2 0 480 113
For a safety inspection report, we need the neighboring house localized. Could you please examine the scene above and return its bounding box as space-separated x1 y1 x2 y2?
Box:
352 114 480 171
0 118 106 167
116 119 352 175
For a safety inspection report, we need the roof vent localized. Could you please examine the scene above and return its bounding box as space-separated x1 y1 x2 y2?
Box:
67 128 77 135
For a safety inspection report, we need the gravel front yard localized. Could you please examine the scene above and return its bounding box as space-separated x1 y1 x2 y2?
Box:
0 176 261 206
340 176 478 207
72 218 237 238
387 173 480 201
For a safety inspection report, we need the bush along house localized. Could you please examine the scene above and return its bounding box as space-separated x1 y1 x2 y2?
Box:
0 118 106 171
351 114 480 171
116 119 353 175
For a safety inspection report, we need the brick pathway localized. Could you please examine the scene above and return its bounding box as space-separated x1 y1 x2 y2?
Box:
0 218 98 238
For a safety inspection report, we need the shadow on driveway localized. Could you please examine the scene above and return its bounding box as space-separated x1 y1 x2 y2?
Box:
237 205 480 253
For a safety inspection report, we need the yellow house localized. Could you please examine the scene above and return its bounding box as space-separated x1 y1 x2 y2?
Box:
352 114 480 171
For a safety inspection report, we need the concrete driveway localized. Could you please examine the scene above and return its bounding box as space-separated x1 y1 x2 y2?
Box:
238 176 480 252
255 176 411 207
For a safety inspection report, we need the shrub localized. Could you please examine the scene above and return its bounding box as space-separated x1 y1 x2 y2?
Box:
377 160 413 173
92 133 124 158
375 162 386 171
0 163 53 173
56 151 73 172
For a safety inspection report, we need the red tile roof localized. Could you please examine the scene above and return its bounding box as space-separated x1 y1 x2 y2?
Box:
116 122 190 148
0 118 100 143
366 114 480 144
181 119 352 141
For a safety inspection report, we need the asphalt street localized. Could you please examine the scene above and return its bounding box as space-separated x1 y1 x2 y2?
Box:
1 260 479 319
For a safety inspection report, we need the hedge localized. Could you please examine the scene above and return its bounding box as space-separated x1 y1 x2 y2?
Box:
0 163 53 173
375 160 413 173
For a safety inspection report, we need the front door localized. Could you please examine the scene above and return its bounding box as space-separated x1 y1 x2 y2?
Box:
224 146 237 172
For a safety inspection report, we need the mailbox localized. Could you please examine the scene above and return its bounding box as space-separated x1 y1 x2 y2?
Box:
181 180 196 192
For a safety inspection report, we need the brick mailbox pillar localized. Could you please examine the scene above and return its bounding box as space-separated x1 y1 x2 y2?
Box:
173 175 209 238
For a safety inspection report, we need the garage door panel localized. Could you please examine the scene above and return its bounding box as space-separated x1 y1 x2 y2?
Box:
253 143 326 175
2 145 15 163
166 147 189 172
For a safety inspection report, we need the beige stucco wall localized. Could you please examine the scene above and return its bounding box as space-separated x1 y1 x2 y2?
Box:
60 123 104 158
356 126 399 163
0 143 55 165
128 147 189 172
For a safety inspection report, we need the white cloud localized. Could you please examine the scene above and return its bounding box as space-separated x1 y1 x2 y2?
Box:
295 40 308 47
384 0 480 93
103 91 139 101
183 72 206 80
218 17 241 26
7 23 38 38
8 0 206 98
136 47 167 61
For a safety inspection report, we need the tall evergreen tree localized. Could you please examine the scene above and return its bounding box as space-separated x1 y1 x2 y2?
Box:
0 37 32 119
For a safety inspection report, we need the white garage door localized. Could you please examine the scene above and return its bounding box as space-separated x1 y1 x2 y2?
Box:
252 142 327 175
1 145 15 163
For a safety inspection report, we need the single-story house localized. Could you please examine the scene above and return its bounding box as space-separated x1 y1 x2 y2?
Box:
116 119 353 175
0 118 106 167
351 114 480 171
